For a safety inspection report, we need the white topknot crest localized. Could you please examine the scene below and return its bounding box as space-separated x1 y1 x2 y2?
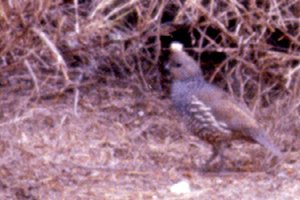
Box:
170 42 183 52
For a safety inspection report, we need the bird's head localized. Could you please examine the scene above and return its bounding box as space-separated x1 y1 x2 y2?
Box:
165 42 203 81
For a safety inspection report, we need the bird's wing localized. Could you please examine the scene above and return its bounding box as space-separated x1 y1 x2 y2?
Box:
188 84 259 132
187 87 282 157
188 95 231 134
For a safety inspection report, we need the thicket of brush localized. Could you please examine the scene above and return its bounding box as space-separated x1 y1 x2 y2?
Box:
1 1 299 104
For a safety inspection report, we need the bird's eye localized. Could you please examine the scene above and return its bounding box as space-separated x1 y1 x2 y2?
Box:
175 63 182 68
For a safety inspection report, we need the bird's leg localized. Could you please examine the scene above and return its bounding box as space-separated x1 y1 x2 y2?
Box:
202 143 229 172
218 143 227 171
202 144 219 171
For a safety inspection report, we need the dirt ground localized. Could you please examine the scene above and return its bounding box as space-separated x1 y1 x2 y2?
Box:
0 87 299 199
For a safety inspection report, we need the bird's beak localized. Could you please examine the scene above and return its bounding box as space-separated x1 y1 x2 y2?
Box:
164 62 170 70
163 62 171 75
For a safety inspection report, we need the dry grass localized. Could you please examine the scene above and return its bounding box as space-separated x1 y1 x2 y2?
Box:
0 0 300 199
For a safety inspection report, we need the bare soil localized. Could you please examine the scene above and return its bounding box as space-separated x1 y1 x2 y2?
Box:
0 87 299 199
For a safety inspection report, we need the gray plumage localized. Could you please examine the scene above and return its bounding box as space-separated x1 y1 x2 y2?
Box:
167 42 281 169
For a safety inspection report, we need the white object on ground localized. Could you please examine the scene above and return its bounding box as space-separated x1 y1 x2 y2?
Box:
169 180 191 195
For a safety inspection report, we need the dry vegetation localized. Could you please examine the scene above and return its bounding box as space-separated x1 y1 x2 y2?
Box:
0 0 300 199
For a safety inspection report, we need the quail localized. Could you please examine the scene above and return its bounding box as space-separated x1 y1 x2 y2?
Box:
167 42 282 170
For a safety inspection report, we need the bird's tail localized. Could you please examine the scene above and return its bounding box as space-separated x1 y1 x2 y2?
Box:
248 128 282 157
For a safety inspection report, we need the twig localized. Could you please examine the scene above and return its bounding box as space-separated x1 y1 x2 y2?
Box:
74 0 80 34
74 87 79 117
285 63 300 89
24 59 39 93
32 27 70 81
